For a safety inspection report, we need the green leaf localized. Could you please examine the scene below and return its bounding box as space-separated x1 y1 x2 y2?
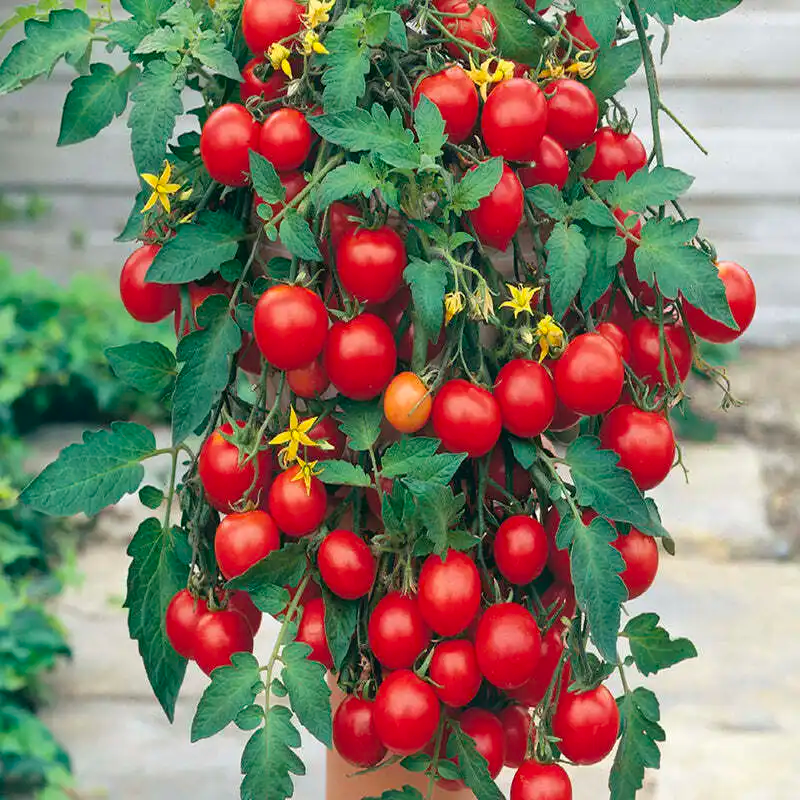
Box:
572 0 624 47
279 209 323 261
236 704 265 730
121 0 172 26
316 160 378 210
192 37 242 81
135 25 185 54
448 720 504 800
580 227 618 308
451 158 503 214
639 0 676 23
128 59 184 176
320 10 370 112
622 613 697 676
546 222 589 320
510 437 537 470
0 9 92 96
404 480 465 554
249 150 284 204
526 184 568 221
380 437 441 476
483 0 546 64
600 166 695 212
139 485 164 509
240 708 305 800
146 211 243 284
322 588 360 672
364 787 425 800
414 95 447 158
19 422 156 516
282 641 332 746
171 295 242 444
674 0 741 20
103 19 149 52
191 652 262 741
387 11 408 50
227 542 308 592
336 399 383 451
317 460 372 487
365 9 391 45
570 197 617 228
586 41 642 104
248 584 291 616
125 518 190 721
403 257 447 342
106 341 177 395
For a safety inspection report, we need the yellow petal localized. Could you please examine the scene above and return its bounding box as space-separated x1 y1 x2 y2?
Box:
141 191 159 213
141 173 160 189
162 182 181 194
296 415 318 434
289 407 299 430
159 162 172 184
313 41 329 54
281 59 293 78
159 193 171 214
269 431 293 446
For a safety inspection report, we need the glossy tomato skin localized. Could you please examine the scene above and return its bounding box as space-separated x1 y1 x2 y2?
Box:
683 261 756 343
240 57 288 103
432 379 502 458
368 592 431 669
373 670 441 755
612 527 659 599
600 404 676 490
267 466 328 537
628 318 692 388
544 79 599 151
305 415 346 461
482 78 548 163
552 684 620 765
475 603 541 690
119 245 179 323
499 705 532 768
468 163 524 251
436 0 496 57
429 639 483 707
242 0 303 56
253 285 328 371
565 10 598 49
296 597 333 669
336 227 406 304
194 610 254 675
328 201 361 251
447 709 506 784
583 127 647 183
510 760 573 800
508 623 566 707
318 529 376 600
333 695 387 768
487 447 533 504
200 104 260 187
418 549 481 637
324 313 397 400
287 358 329 398
384 372 432 434
554 333 624 416
214 510 281 580
226 590 263 635
596 321 630 362
494 359 556 438
517 136 570 190
258 108 312 172
413 66 479 145
165 589 208 659
494 515 549 585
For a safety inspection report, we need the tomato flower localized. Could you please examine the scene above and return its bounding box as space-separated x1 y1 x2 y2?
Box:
500 283 540 319
469 282 495 322
291 456 323 494
444 291 465 324
301 29 329 55
269 407 328 464
304 0 335 29
536 314 565 361
467 56 515 101
140 162 181 214
268 43 293 78
538 51 597 81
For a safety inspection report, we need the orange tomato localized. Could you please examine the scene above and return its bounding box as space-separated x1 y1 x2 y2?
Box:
383 372 432 433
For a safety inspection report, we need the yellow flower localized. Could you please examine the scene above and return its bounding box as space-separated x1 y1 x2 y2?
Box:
301 29 329 55
492 59 515 83
304 0 335 29
268 43 293 78
140 162 181 214
536 315 565 361
469 283 495 322
499 283 540 319
444 291 465 325
269 407 324 465
538 58 566 81
571 50 597 79
291 456 323 495
466 56 494 101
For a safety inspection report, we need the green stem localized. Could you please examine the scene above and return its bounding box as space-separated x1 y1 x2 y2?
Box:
629 1 664 168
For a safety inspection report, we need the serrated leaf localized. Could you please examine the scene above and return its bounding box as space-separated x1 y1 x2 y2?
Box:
227 542 308 593
248 150 284 204
106 341 177 395
365 9 391 45
321 588 360 672
403 257 447 342
316 160 378 210
320 10 370 112
674 0 741 20
380 438 441 477
279 209 323 261
546 222 588 320
526 184 568 221
622 613 697 676
121 0 172 25
639 0 676 23
451 158 503 214
317 459 372 487
570 197 617 227
586 40 642 104
20 422 156 516
248 584 291 616
414 95 447 157
572 0 624 47
404 480 465 554
448 721 504 800
192 37 241 81
600 166 695 212
281 641 332 746
580 227 618 308
483 0 546 64
336 399 383 451
135 25 185 54
103 19 148 52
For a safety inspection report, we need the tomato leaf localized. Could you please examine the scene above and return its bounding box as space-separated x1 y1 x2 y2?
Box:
106 341 177 396
336 399 384 451
386 11 408 50
509 437 537 470
450 158 503 214
226 542 308 593
622 613 697 676
121 0 173 26
103 19 149 53
526 185 569 221
235 704 265 731
191 652 262 742
19 422 157 516
315 160 379 210
580 227 619 308
125 518 190 722
321 588 360 672
364 787 425 800
586 40 643 104
448 720 505 799
598 166 695 212
414 95 447 159
320 10 371 112
572 0 624 48
191 35 242 81
570 197 617 228
382 439 466 484
281 641 332 746
249 150 285 205
403 257 447 342
135 26 186 55
483 0 546 64
546 222 589 320
279 209 323 261
674 0 741 20
317 459 372 487
138 485 164 509
365 9 391 46
404 480 465 554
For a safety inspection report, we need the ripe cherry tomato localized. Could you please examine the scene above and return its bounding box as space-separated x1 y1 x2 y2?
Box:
482 78 548 163
596 321 630 362
510 760 573 800
373 669 441 755
565 10 598 49
612 527 659 599
336 226 406 304
287 358 329 398
432 379 502 458
594 288 636 331
552 684 620 765
468 163 524 251
494 359 556 438
225 589 263 635
418 549 481 637
253 284 328 371
544 79 599 151
368 592 431 670
517 136 570 190
382 288 445 363
599 404 676 490
194 609 254 675
258 108 312 172
328 201 361 252
296 597 333 669
413 66 479 145
583 127 647 183
200 104 260 187
487 447 533 504
494 515 549 585
436 0 496 58
119 244 178 323
384 372 432 434
267 465 328 537
242 0 303 57
174 280 230 337
628 318 692 388
318 529 376 600
541 582 576 622
333 695 387 768
166 589 208 659
240 57 289 103
507 623 565 707
499 705 531 768
429 639 482 707
323 313 397 400
214 510 280 580
305 415 346 461
475 603 541 690
548 397 582 433
683 261 756 343
441 709 505 789
554 333 624 416
198 421 272 512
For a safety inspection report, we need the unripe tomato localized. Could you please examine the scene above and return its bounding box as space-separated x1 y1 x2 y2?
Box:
494 515 549 585
612 527 659 599
240 57 289 103
368 591 431 670
384 372 432 434
413 66 479 145
595 321 630 362
194 609 254 675
295 597 333 668
418 549 481 637
440 708 505 789
267 466 327 537
565 10 598 49
552 684 620 765
242 0 303 56
305 415 346 461
432 379 502 458
499 705 531 768
318 529 376 600
429 639 483 707
583 127 647 183
517 136 570 190
119 244 179 323
468 163 524 251
436 0 496 58
510 760 573 800
333 695 387 768
475 603 541 690
482 78 548 163
287 358 329 398
214 510 280 580
200 104 260 187
554 333 624 416
336 226 406 304
507 623 565 707
166 589 208 659
544 79 599 151
258 108 312 172
373 670 441 755
494 359 556 438
628 318 692 388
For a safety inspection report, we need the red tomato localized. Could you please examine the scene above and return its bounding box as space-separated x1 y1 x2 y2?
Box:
599 404 676 490
544 79 599 151
494 359 556 438
683 261 756 343
554 333 624 416
328 201 361 252
628 318 692 388
552 684 620 765
429 639 483 707
384 372 432 434
442 709 505 788
382 288 445 363
258 108 312 172
240 57 289 103
267 466 328 537
436 0 497 58
595 321 630 362
508 623 565 707
323 313 397 400
418 549 481 637
565 10 598 49
242 0 303 56
253 284 328 371
481 78 548 163
499 705 531 768
612 527 659 599
594 288 636 331
200 104 260 187
287 358 329 398
198 422 272 513
583 127 647 183
119 244 178 323
174 280 230 337
165 589 208 659
487 447 533 504
517 136 570 190
475 603 541 690
225 590 263 635
510 760 573 800
193 609 254 675
336 226 406 304
305 415 346 461
318 529 376 600
333 695 387 768
368 592 431 670
467 163 524 251
540 582 576 622
214 510 281 580
373 670 441 755
494 515 549 585
432 379 502 458
296 597 333 669
547 398 582 433
413 66 479 145
255 170 308 226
